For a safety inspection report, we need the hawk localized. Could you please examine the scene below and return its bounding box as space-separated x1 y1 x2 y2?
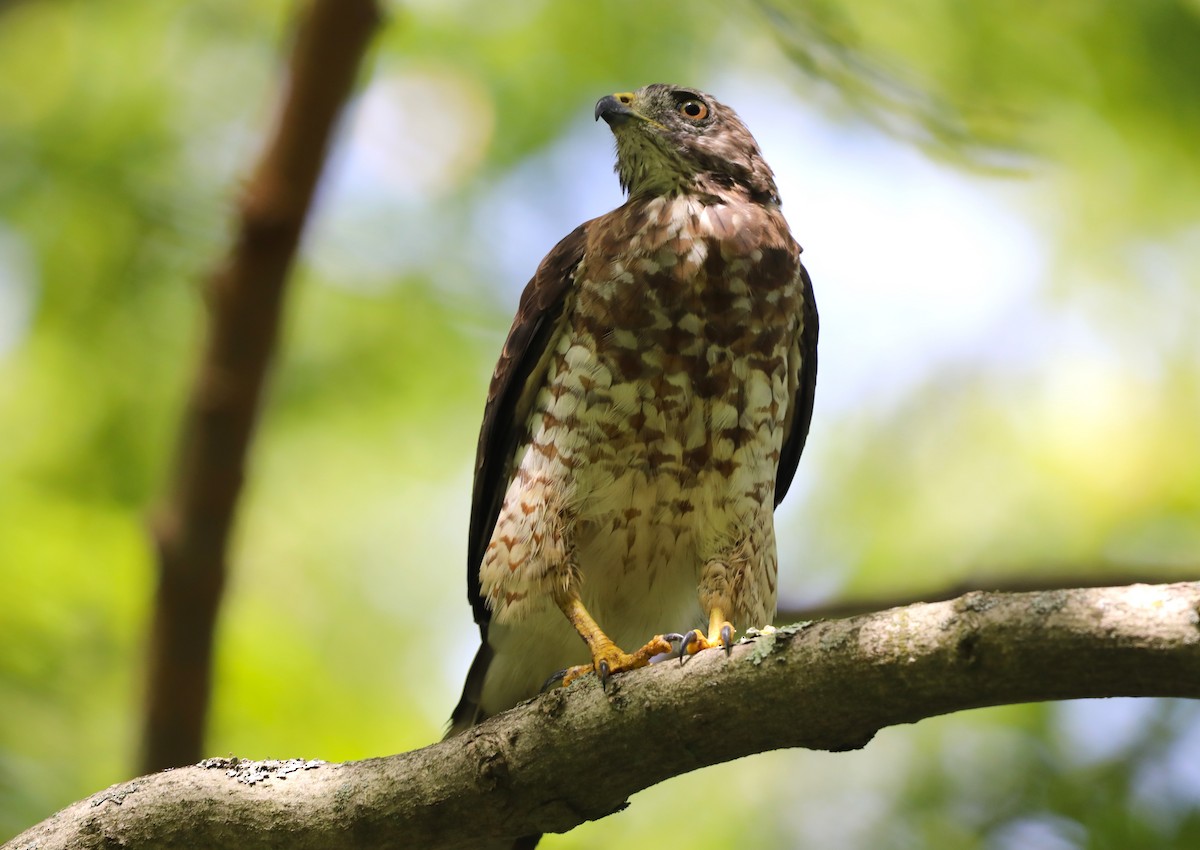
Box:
451 84 818 738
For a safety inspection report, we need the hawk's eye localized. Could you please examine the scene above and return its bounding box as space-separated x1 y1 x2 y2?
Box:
678 99 708 121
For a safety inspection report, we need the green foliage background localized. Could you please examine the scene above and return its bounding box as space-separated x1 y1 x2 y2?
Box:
1 0 1198 846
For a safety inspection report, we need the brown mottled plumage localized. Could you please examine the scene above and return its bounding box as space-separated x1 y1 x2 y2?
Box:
451 85 818 757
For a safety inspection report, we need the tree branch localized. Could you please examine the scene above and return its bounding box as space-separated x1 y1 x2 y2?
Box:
141 0 380 773
13 582 1199 850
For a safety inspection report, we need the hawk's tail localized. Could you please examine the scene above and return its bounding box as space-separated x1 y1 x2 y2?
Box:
446 641 492 739
446 642 543 849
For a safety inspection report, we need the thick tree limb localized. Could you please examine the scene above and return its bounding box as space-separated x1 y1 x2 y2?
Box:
142 0 380 773
13 582 1199 850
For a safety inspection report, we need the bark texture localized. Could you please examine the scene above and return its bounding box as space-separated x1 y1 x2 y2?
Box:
141 0 380 773
13 582 1200 850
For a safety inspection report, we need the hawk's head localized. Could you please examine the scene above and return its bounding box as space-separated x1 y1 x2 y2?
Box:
595 83 779 204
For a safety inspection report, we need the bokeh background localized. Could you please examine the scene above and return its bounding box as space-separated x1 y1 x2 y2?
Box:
2 0 1199 846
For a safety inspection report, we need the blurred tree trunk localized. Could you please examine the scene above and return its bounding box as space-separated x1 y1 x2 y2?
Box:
141 0 381 773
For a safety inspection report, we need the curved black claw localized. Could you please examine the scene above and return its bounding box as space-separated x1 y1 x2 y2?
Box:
721 623 734 656
598 659 612 688
663 632 687 659
541 669 568 693
677 629 703 665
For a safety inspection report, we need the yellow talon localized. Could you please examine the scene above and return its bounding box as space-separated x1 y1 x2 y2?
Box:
557 594 673 687
681 609 736 657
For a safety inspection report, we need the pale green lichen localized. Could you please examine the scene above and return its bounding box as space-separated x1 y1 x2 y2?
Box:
746 622 811 665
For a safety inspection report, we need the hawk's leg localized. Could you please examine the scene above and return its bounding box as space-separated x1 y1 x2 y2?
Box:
556 594 674 687
678 607 736 658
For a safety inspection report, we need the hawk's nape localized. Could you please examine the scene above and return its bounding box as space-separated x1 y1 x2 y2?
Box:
448 84 818 845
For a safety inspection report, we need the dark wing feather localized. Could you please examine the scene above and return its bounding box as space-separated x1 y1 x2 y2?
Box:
450 225 586 739
466 223 588 628
774 261 818 506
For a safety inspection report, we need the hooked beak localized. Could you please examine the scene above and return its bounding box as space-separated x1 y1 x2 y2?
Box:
594 92 640 126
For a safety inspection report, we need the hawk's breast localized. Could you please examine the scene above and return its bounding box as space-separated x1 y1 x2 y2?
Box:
522 194 803 634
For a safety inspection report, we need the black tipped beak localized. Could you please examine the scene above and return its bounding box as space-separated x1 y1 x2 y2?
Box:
595 94 636 126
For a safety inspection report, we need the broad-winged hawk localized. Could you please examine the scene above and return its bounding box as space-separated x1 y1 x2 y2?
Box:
450 84 818 739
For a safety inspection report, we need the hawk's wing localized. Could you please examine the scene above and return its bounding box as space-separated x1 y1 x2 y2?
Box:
774 261 818 506
466 223 588 629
